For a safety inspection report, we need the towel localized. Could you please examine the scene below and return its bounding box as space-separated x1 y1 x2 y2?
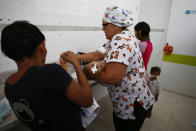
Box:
71 72 100 128
80 98 100 128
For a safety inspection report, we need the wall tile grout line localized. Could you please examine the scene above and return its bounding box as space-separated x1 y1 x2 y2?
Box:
165 93 179 131
162 89 196 100
145 119 166 131
0 24 165 32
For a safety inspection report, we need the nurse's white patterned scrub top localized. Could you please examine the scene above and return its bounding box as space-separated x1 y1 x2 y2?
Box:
103 29 155 120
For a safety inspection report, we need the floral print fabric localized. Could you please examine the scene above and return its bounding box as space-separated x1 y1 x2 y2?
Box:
103 6 134 27
103 30 155 120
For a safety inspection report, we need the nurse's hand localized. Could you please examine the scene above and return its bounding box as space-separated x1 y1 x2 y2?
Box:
60 51 79 65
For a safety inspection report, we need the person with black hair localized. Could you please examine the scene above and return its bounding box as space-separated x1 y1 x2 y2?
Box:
134 21 153 71
147 66 161 117
1 21 93 131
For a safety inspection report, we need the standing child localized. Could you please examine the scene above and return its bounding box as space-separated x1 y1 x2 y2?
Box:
134 21 153 71
147 67 161 117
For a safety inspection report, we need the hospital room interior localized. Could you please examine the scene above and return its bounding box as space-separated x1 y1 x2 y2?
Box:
0 0 196 131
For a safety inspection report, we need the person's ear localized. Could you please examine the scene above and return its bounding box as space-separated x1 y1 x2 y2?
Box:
38 41 46 54
138 30 142 36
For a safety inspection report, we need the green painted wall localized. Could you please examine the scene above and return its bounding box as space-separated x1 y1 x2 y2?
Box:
162 53 196 66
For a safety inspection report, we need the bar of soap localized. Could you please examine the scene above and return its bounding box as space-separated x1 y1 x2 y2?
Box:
91 63 97 74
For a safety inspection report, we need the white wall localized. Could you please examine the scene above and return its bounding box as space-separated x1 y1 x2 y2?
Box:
161 0 196 97
166 0 196 56
139 0 196 97
0 0 140 73
138 0 172 69
161 62 196 97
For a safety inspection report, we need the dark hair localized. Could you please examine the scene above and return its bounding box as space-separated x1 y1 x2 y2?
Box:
1 20 45 62
150 67 161 74
134 21 150 41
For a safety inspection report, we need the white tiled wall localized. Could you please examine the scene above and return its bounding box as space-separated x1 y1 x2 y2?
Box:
166 0 196 56
0 31 106 73
162 0 196 97
160 62 196 98
138 0 172 69
139 0 196 98
0 0 140 73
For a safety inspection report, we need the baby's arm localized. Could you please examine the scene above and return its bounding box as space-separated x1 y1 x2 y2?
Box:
76 47 107 63
83 61 106 80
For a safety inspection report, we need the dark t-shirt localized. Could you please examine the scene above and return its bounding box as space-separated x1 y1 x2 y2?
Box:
5 64 84 131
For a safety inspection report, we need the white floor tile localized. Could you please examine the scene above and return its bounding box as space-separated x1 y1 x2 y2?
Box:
86 117 115 131
98 106 115 129
141 120 164 131
173 95 196 123
91 84 108 100
146 107 171 130
88 87 196 131
154 90 179 114
167 115 196 131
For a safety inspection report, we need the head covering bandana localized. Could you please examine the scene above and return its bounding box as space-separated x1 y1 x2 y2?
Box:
103 6 134 27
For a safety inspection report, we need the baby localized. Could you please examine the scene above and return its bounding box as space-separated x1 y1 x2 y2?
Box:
83 60 114 89
82 46 107 80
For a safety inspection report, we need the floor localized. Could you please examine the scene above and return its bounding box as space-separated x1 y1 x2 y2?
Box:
6 84 196 131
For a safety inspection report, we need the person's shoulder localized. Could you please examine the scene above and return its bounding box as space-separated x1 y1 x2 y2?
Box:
155 79 160 85
156 79 160 83
113 30 135 39
35 63 65 76
123 30 137 44
43 63 62 70
111 30 136 47
139 41 147 45
38 64 71 83
124 30 137 40
112 33 124 42
138 41 147 49
147 41 153 46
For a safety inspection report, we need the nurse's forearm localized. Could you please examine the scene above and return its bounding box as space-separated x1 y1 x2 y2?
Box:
76 51 104 63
